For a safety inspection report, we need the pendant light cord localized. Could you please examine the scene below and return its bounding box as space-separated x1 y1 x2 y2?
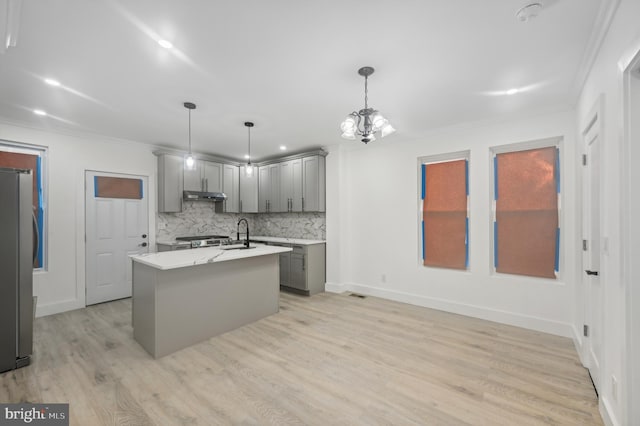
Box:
247 125 251 164
188 109 192 153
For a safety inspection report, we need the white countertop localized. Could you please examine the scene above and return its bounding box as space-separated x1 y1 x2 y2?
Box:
250 236 326 246
131 243 292 270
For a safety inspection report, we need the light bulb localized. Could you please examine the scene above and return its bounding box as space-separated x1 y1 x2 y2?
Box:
185 155 195 170
340 115 357 132
246 163 254 176
371 113 386 131
381 123 396 138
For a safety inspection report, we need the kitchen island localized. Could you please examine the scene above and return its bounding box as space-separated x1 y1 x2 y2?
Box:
130 243 292 358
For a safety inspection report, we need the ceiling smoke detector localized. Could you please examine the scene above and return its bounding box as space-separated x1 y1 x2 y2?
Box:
516 3 543 22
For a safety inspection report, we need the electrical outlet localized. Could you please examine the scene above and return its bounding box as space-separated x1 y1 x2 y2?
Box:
381 274 386 283
611 376 618 401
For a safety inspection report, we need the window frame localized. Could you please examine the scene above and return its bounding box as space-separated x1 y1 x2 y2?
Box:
1 140 48 271
489 137 562 280
417 150 471 270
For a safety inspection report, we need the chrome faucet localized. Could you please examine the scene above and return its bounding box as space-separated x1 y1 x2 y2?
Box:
237 218 250 248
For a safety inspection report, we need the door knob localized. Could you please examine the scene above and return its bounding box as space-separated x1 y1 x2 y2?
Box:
142 234 147 238
141 242 148 247
585 270 599 276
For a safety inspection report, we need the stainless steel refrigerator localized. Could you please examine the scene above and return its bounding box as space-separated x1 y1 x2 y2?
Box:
0 167 34 373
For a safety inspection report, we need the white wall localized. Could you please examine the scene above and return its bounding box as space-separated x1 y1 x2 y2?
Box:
326 109 578 337
0 123 157 317
574 0 640 424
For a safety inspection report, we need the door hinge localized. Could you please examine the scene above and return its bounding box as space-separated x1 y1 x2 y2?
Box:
582 154 587 166
584 324 589 337
583 239 588 251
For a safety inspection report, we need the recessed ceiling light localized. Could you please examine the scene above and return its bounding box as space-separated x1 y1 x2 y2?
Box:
158 39 173 49
44 78 61 87
244 154 250 159
505 88 519 95
33 109 47 116
279 145 287 151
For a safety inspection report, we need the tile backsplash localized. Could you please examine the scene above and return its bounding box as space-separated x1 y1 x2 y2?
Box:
252 212 325 240
157 202 325 241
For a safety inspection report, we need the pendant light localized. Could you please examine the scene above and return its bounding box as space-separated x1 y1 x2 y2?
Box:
244 121 254 176
340 66 395 144
184 102 196 170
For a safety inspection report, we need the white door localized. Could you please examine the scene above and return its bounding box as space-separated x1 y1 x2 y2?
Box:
86 171 149 305
583 117 602 393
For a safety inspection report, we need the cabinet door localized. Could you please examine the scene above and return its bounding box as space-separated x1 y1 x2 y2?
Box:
258 166 270 213
279 252 291 287
222 164 239 213
291 158 303 212
239 166 258 213
158 154 183 213
203 161 223 193
183 161 203 191
302 156 325 212
290 252 307 290
279 160 293 212
268 164 281 213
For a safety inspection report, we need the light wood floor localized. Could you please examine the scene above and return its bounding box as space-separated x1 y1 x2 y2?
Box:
1 292 601 425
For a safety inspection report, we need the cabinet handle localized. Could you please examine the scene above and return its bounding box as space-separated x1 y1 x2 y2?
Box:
240 200 243 213
206 178 209 192
302 197 304 212
224 199 227 212
201 178 205 192
302 256 305 271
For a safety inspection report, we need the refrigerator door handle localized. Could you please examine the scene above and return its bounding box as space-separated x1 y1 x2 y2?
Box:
32 210 39 267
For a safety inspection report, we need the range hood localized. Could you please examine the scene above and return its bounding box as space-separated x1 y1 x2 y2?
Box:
183 191 227 202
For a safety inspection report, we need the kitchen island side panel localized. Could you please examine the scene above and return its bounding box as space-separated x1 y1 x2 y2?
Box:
132 262 157 357
152 254 279 358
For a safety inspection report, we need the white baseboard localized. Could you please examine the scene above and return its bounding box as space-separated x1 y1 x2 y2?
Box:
35 298 84 317
600 396 620 426
324 281 347 294
335 281 573 337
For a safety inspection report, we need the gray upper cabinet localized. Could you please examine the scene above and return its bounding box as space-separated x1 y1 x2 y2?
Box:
258 164 280 213
239 167 258 213
279 159 302 212
221 164 239 213
302 155 325 212
184 160 223 192
183 161 202 192
157 154 183 213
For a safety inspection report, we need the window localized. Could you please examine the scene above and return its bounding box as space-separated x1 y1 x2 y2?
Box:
0 142 47 269
419 153 469 270
492 142 560 278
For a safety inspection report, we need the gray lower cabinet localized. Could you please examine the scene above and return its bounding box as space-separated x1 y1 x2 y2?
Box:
272 243 325 295
279 251 291 287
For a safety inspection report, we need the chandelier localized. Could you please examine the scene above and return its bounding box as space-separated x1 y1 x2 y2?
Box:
340 66 395 143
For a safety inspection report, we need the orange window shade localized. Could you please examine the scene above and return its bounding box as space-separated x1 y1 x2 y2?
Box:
495 147 558 278
0 152 39 211
422 160 467 269
95 176 143 199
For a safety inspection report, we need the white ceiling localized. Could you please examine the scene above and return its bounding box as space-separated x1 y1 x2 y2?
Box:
0 0 607 162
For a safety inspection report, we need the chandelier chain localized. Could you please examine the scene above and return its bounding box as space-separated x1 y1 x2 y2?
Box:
188 109 192 152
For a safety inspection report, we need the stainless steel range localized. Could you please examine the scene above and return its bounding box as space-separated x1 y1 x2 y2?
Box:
157 235 231 251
